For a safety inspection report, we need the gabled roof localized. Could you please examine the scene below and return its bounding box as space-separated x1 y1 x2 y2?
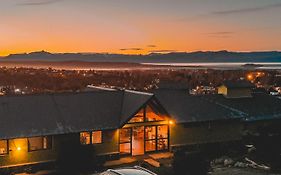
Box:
221 80 255 88
119 90 153 125
154 90 244 124
0 90 153 139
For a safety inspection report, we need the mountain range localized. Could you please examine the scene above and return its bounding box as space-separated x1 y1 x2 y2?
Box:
1 50 281 63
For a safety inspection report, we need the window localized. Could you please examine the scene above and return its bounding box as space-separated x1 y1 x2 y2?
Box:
128 108 144 123
0 140 8 155
80 132 91 145
28 136 52 151
144 125 169 152
145 126 156 152
157 125 168 151
119 128 131 154
145 106 165 122
92 131 102 144
80 131 102 145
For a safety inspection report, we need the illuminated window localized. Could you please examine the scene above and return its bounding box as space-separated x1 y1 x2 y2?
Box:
80 131 103 145
145 126 156 140
119 128 131 154
157 125 168 151
157 125 168 139
80 132 91 145
128 108 144 123
0 140 8 155
157 139 168 150
145 105 165 122
28 136 52 151
92 131 102 144
145 140 156 152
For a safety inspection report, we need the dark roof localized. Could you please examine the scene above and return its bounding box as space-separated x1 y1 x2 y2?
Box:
204 93 281 121
0 90 153 139
154 90 244 124
221 80 255 88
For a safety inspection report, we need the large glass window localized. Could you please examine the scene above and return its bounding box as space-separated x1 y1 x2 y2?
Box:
145 140 156 152
145 126 156 152
0 140 8 155
119 128 131 154
128 108 144 123
157 125 168 139
80 131 102 145
157 125 168 151
145 106 165 122
28 136 52 151
145 126 156 140
144 125 169 152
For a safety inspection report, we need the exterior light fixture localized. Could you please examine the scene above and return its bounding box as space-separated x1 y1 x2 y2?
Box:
169 120 174 125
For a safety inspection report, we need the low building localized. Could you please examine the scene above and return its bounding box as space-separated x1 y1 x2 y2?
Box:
0 90 171 168
218 80 255 98
1 84 281 169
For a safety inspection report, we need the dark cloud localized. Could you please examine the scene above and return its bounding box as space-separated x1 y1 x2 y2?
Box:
147 45 157 48
205 31 234 38
120 48 143 51
17 0 62 6
212 3 281 15
149 50 177 53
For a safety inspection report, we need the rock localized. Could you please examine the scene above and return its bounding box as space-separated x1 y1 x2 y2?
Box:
224 158 234 166
234 161 247 168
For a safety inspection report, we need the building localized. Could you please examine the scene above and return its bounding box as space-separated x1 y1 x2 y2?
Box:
218 80 255 98
0 90 171 168
1 83 281 169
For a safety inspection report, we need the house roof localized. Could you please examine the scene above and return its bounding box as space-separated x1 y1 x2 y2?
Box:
154 90 245 124
221 80 255 88
0 90 154 140
203 93 281 121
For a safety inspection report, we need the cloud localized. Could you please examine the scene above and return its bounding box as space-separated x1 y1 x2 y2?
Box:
147 45 157 48
120 48 143 51
212 3 281 16
205 31 234 38
149 50 177 53
16 0 62 6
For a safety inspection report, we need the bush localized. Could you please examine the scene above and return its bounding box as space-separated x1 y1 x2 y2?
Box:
173 150 209 175
56 139 102 174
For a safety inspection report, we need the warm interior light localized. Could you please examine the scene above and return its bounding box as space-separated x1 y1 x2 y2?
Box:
17 147 21 151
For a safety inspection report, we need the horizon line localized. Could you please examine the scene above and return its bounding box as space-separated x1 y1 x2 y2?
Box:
1 49 281 57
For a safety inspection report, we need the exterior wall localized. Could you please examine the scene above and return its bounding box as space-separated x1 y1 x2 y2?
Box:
218 86 252 98
170 120 243 149
227 88 252 98
0 136 60 168
0 130 119 168
93 129 119 156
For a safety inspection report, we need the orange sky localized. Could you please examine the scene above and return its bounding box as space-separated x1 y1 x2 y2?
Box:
1 0 281 56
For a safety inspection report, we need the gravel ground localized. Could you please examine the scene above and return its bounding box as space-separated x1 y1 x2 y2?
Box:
211 167 281 175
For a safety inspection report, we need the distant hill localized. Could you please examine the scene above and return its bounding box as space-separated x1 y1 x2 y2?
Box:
1 50 281 63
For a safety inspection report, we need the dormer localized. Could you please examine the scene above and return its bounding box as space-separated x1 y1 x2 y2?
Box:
218 80 255 98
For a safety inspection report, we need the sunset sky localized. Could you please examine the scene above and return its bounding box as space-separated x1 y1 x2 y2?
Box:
1 0 281 56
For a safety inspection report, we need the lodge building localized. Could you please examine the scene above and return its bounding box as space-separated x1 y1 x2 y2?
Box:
1 82 281 168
